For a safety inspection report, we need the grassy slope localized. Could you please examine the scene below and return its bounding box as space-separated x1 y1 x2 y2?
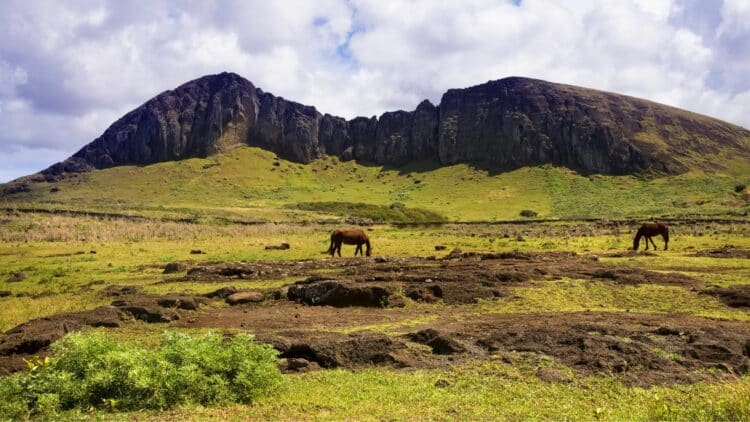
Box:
3 146 748 221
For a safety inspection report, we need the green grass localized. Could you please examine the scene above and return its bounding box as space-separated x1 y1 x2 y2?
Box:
3 146 749 221
289 201 446 222
1 214 748 331
481 279 750 320
104 361 750 421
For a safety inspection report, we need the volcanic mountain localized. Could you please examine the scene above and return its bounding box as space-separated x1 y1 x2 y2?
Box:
22 72 750 181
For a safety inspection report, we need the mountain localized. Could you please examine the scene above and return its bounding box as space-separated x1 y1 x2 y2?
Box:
17 72 750 183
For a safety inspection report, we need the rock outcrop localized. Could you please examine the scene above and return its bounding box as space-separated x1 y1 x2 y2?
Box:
37 72 750 179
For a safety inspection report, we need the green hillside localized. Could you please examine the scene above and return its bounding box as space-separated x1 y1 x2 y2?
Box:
3 146 749 221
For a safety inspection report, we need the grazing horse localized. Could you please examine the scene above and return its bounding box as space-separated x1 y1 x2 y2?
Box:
633 222 669 251
327 228 371 257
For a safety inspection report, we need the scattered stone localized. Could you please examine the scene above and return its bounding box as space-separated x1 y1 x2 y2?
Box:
112 301 179 323
226 291 265 305
702 286 750 308
280 357 320 373
0 307 124 356
434 379 451 388
204 286 238 299
405 286 443 303
6 272 27 283
444 248 463 259
157 295 200 311
288 281 403 308
99 285 138 297
110 295 197 323
163 262 186 274
190 249 205 255
265 243 291 250
408 329 466 355
434 245 447 251
275 331 411 369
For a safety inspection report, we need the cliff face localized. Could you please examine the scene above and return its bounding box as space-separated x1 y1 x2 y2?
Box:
41 72 750 179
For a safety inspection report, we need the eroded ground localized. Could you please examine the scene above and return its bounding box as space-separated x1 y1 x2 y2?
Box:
3 246 749 388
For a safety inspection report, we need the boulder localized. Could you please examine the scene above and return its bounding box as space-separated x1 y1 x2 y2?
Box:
265 243 290 250
163 262 186 274
287 281 403 308
225 291 265 305
0 307 124 356
408 329 466 355
6 272 27 283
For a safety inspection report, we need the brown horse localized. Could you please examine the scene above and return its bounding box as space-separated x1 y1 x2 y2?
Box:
633 222 669 251
327 228 372 257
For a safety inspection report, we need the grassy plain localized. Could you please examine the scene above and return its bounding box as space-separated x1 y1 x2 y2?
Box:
1 146 750 420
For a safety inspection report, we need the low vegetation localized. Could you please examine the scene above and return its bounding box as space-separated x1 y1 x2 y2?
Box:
290 201 446 223
0 332 281 419
0 146 749 420
2 146 749 221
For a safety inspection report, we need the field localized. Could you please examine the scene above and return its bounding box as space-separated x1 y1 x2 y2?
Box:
1 147 750 420
1 206 750 420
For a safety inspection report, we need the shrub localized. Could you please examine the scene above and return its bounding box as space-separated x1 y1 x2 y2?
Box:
0 332 281 418
735 184 747 193
519 209 538 218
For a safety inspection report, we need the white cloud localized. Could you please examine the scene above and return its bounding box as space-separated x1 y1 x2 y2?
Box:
0 0 748 183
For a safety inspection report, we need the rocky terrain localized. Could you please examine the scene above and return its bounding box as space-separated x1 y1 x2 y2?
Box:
29 72 750 183
3 249 750 385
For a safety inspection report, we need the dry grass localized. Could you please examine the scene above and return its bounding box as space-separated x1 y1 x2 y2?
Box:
0 211 320 243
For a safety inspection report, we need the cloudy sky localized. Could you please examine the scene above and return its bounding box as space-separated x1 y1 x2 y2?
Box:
1 0 749 182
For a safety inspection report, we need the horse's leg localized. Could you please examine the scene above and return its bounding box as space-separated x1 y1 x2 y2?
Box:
644 236 650 250
649 236 658 250
356 243 363 256
337 241 342 257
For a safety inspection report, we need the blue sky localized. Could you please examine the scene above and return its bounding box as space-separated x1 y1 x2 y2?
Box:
1 0 749 182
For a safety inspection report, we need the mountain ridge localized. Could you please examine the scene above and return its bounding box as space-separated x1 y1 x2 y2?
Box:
15 72 750 184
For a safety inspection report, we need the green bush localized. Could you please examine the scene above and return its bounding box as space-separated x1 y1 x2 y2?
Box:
0 332 281 418
519 209 538 218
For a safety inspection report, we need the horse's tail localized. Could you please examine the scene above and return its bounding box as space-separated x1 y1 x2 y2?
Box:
633 228 643 250
663 225 669 248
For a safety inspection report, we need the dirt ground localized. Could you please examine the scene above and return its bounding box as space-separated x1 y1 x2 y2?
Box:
2 249 748 386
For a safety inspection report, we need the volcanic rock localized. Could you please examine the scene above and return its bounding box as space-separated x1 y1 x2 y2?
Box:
30 72 750 182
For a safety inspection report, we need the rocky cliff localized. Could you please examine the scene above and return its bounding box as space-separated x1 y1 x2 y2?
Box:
39 72 750 179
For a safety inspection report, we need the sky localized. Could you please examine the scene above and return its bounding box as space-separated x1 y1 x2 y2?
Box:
1 0 749 182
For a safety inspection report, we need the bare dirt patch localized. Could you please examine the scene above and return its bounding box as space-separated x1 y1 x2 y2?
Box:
435 312 750 387
0 251 741 385
692 246 750 259
703 286 750 308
